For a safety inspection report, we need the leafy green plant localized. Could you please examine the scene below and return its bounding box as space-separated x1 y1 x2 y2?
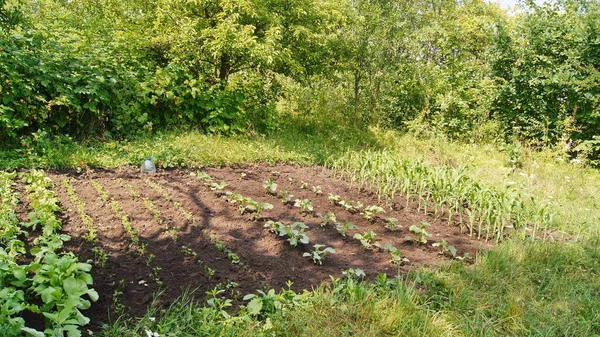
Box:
209 181 229 196
263 177 277 195
264 220 284 233
384 243 409 265
311 185 322 195
406 221 432 244
318 211 337 227
339 200 363 214
279 189 293 204
341 268 366 280
243 287 303 319
294 198 314 214
279 222 310 247
384 218 401 231
300 181 308 189
353 231 380 250
328 193 341 204
335 221 358 237
432 239 457 258
362 205 385 222
303 244 336 265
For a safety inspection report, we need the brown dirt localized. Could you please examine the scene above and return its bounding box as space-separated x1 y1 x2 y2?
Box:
19 164 493 330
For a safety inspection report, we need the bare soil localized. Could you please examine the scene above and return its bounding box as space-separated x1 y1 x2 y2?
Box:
20 164 494 330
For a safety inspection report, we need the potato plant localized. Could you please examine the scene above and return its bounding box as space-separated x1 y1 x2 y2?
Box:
279 222 310 247
303 244 336 265
327 193 341 204
384 244 409 265
311 185 322 195
339 200 363 214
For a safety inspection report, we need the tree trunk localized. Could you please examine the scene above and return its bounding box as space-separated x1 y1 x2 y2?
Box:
218 53 231 88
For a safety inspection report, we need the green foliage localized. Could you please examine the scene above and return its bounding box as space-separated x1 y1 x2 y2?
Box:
407 222 432 244
335 221 358 237
353 231 380 250
303 244 336 265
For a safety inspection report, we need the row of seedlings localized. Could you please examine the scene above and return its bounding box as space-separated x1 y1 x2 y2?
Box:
198 172 337 265
62 177 108 267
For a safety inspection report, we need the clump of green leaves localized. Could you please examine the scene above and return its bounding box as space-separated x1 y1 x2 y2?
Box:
279 189 293 204
353 230 380 250
209 181 229 196
339 200 363 214
335 221 358 237
318 211 337 227
279 222 310 247
263 177 277 195
311 185 322 194
432 239 457 258
328 193 341 204
384 243 409 265
294 198 314 214
384 218 401 231
229 194 273 219
406 221 432 244
303 244 336 265
362 205 385 222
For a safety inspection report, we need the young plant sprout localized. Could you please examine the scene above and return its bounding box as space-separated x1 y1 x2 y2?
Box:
300 181 308 189
279 189 293 204
311 185 322 195
294 198 314 214
264 220 284 233
362 205 385 222
432 239 457 258
342 268 366 280
384 243 409 265
209 181 229 196
196 171 213 182
406 221 432 244
303 244 336 265
339 200 364 214
335 221 358 237
318 211 337 227
263 177 277 195
384 218 401 231
353 230 380 249
328 193 341 204
279 222 310 247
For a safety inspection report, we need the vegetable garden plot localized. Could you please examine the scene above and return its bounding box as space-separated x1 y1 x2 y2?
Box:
8 165 493 332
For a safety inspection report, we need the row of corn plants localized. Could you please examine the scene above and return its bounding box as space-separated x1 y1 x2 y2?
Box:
329 151 553 242
1 170 98 337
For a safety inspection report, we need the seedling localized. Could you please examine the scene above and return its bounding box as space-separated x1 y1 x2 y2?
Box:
263 177 277 195
384 243 409 265
279 222 310 247
342 268 366 279
335 221 358 237
303 244 336 265
362 205 385 222
197 171 214 183
339 200 363 213
328 193 341 204
210 181 229 196
311 185 322 195
318 211 337 227
247 201 274 220
300 181 308 189
455 252 473 261
264 220 284 233
353 230 380 250
406 221 432 244
432 239 457 258
384 218 401 231
279 189 293 204
294 198 314 214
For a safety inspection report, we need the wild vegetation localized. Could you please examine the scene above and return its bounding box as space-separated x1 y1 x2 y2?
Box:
1 0 600 335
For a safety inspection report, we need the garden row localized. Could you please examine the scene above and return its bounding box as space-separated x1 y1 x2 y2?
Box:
0 170 97 337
